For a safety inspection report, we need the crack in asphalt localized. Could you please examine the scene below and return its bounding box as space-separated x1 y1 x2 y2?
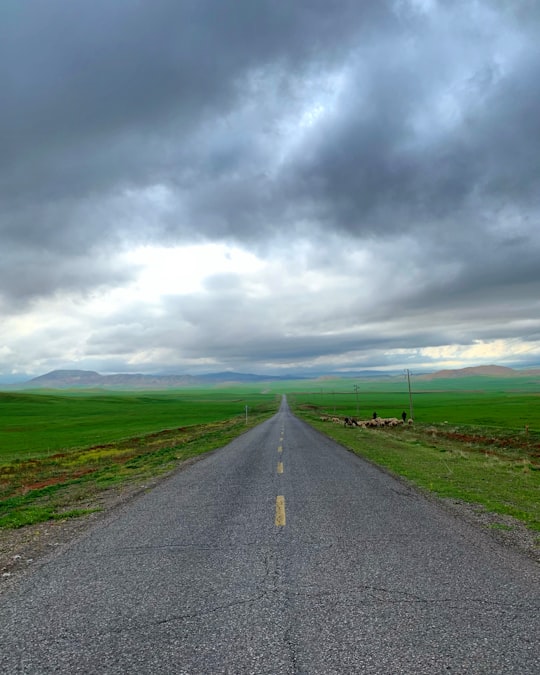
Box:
54 535 537 663
278 585 539 611
264 537 301 674
81 540 336 556
111 586 537 636
65 578 537 643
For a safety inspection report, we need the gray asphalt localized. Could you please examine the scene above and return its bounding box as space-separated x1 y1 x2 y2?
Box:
0 397 538 673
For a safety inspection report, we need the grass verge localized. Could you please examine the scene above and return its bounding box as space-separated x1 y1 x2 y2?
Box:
0 410 274 529
294 407 540 535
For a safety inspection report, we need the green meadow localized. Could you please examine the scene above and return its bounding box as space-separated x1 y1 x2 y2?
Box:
0 389 278 462
285 375 540 431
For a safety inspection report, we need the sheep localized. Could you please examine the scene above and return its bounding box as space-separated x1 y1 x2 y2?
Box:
364 416 404 428
320 415 407 429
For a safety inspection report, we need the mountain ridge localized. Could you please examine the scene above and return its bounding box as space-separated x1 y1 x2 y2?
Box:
416 365 540 380
4 364 539 389
15 369 298 389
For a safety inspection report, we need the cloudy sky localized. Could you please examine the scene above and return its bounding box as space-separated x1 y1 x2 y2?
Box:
1 0 540 381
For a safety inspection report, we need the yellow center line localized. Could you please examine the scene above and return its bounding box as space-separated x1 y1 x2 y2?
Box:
275 496 286 527
277 461 283 474
278 445 283 453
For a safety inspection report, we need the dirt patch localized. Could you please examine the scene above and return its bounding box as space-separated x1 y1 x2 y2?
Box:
436 429 540 459
22 469 97 492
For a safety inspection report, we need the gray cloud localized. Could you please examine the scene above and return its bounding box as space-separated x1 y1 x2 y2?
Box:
1 0 539 376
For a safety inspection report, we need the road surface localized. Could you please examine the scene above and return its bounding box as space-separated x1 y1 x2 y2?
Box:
0 397 538 673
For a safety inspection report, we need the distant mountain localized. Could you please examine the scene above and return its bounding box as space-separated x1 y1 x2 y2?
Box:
194 371 290 383
15 369 300 389
319 370 396 379
28 369 105 385
418 365 540 380
5 365 539 390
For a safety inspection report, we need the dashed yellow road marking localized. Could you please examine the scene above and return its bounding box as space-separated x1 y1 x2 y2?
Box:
277 461 283 474
278 445 283 453
275 496 286 527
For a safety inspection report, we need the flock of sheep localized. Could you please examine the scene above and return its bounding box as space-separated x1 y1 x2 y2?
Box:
319 415 413 428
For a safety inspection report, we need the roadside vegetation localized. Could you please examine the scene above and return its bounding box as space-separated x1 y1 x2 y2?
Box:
289 384 540 537
0 390 278 528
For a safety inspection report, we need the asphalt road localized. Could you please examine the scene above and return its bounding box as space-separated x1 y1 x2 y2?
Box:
0 397 538 674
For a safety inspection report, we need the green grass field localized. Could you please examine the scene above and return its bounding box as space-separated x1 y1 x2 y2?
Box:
0 389 279 461
285 381 540 432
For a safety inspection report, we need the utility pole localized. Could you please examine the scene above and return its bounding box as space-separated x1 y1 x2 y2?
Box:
406 369 414 421
354 384 359 417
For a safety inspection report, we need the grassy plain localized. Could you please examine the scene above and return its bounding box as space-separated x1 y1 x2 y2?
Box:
0 388 278 528
284 376 540 430
0 389 276 461
289 375 540 536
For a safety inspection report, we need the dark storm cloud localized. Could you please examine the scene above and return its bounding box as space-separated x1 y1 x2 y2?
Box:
288 21 540 240
1 0 390 196
2 0 538 246
0 0 399 299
